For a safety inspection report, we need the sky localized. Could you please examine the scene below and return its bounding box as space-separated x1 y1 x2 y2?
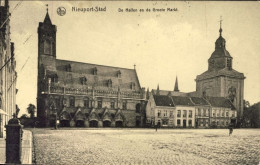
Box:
6 1 260 116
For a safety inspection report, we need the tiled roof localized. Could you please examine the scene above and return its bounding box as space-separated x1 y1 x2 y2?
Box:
151 89 187 97
196 68 245 81
206 97 236 110
171 96 194 106
153 95 174 107
190 97 210 105
53 59 141 92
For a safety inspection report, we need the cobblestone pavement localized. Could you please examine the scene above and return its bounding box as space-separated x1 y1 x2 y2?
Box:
31 128 260 165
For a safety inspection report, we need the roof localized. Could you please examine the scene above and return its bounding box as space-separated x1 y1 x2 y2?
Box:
54 59 141 91
190 97 210 106
206 97 236 110
153 95 174 107
196 68 245 81
151 89 187 97
44 12 52 25
171 96 194 106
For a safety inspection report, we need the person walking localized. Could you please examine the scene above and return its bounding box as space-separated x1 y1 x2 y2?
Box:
229 125 233 136
155 124 158 132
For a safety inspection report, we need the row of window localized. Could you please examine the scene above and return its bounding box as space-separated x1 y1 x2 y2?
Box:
56 97 141 112
177 110 193 118
157 110 193 118
212 111 235 117
197 108 210 117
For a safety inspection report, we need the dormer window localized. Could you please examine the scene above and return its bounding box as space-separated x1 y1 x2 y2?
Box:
65 64 71 72
117 70 121 78
93 67 97 75
107 79 112 87
81 77 87 85
131 82 135 90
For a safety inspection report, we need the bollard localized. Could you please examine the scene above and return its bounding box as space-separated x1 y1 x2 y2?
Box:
5 115 23 164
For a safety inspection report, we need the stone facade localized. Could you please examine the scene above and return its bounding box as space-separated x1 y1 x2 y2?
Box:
195 26 245 122
0 0 17 137
37 11 146 127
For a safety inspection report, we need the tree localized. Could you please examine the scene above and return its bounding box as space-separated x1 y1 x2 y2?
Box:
27 104 36 118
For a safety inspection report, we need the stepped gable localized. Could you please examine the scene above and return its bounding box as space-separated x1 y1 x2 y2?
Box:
206 97 236 110
171 96 194 106
153 95 174 107
54 59 141 91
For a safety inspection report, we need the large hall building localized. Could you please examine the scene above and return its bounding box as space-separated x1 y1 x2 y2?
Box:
37 11 146 127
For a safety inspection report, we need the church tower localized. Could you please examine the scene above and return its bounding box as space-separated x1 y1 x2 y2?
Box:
37 8 57 126
195 20 245 121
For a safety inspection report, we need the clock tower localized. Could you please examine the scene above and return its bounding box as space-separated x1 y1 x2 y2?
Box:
195 21 245 121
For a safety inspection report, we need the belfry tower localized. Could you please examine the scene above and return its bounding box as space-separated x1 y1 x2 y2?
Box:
195 19 245 121
37 7 57 126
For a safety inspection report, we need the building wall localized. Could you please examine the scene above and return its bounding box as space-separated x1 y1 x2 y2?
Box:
196 76 244 120
175 106 195 128
0 2 17 138
195 106 210 128
210 107 236 127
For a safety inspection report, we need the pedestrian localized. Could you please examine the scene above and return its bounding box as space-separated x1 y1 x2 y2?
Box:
155 124 158 132
229 125 233 136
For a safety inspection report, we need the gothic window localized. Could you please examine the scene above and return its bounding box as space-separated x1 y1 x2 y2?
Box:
111 102 115 109
97 100 102 109
84 98 89 108
136 103 141 113
81 77 87 85
69 97 75 107
107 79 112 87
203 109 206 116
44 40 52 55
122 102 127 110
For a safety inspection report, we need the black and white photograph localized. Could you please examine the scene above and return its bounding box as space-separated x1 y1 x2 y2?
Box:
0 0 259 164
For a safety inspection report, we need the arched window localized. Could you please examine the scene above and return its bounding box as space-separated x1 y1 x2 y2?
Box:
136 103 141 113
44 40 52 55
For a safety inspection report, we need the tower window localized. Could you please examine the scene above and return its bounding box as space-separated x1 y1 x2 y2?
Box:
131 82 135 90
93 67 97 75
227 59 232 70
117 70 121 78
44 40 52 55
97 100 102 109
65 64 71 72
111 102 115 109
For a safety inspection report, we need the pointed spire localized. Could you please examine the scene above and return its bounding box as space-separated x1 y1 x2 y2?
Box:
44 4 52 25
219 16 223 37
174 76 179 92
156 84 160 95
